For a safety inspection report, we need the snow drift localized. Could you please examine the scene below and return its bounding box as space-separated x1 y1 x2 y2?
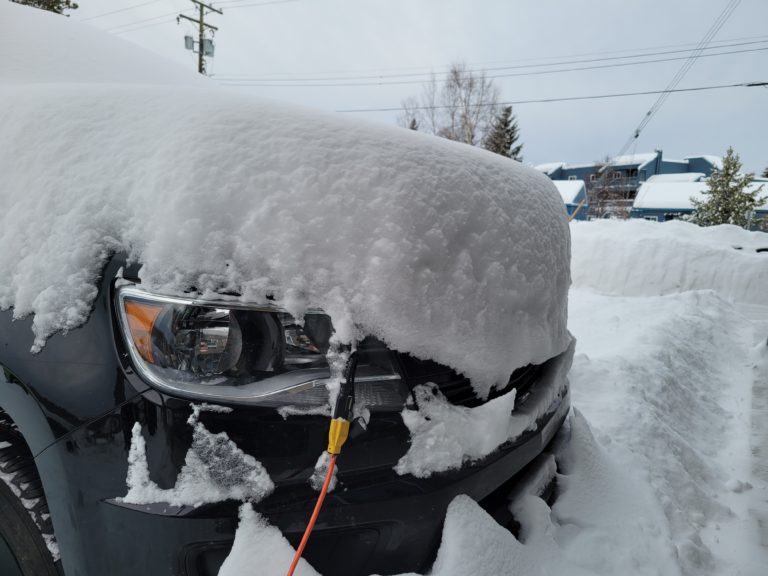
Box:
571 219 768 305
0 2 570 394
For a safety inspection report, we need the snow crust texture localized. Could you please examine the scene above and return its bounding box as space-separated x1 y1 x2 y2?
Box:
121 405 274 507
0 2 570 393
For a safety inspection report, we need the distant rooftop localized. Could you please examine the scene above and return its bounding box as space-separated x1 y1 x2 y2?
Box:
634 181 768 211
646 173 705 183
551 180 586 204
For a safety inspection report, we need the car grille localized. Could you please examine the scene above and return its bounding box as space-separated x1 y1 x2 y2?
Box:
395 353 542 408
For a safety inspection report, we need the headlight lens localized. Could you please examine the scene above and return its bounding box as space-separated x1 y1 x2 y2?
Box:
116 286 404 409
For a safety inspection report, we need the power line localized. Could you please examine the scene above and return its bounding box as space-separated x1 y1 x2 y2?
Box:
215 38 768 83
217 46 768 87
618 0 741 155
213 33 768 79
78 0 167 22
102 0 294 33
104 9 189 32
332 81 766 113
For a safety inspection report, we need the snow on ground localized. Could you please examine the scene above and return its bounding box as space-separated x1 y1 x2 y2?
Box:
222 220 767 576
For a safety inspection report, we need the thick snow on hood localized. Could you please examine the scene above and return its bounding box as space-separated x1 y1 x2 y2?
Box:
0 3 570 395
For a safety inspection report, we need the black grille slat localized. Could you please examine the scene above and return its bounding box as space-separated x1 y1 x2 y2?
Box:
396 352 544 409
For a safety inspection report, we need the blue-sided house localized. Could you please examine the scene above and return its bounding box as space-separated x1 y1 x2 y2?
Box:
631 177 768 228
551 179 588 220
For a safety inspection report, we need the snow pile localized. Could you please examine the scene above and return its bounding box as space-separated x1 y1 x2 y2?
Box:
0 2 570 395
571 219 768 305
121 405 274 507
218 504 320 576
406 412 679 576
395 338 573 477
0 3 201 86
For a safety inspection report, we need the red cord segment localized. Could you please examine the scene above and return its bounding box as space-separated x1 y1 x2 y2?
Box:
286 453 338 576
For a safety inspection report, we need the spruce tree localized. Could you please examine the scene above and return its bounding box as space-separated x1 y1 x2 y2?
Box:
762 165 768 178
482 106 523 160
10 0 78 14
691 147 766 228
408 118 419 131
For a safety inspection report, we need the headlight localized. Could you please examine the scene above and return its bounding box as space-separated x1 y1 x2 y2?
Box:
115 285 405 409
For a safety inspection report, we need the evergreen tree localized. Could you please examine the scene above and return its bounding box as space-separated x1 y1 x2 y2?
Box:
691 147 766 228
482 106 523 160
762 165 768 178
408 117 419 131
10 0 78 14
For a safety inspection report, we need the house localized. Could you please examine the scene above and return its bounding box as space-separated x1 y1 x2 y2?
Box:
631 178 768 228
536 151 721 218
551 179 588 220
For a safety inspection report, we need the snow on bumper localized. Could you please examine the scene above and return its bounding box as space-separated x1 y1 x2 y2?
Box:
395 336 575 478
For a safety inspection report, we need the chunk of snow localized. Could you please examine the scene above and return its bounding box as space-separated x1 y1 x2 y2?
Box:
0 2 570 395
218 503 320 576
395 338 573 478
309 451 338 492
121 406 274 507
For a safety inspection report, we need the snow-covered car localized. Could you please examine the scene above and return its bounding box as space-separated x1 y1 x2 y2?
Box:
0 4 573 576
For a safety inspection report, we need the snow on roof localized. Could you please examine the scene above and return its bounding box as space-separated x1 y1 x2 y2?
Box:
534 162 564 174
634 181 768 210
645 173 705 183
608 152 658 168
0 2 571 396
551 180 586 204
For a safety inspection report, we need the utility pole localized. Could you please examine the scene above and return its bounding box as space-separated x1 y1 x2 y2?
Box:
178 1 222 75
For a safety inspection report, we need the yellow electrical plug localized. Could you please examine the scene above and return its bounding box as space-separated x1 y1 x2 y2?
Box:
327 417 350 455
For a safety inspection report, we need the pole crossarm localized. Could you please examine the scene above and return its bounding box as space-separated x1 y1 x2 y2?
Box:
178 13 219 30
190 0 223 15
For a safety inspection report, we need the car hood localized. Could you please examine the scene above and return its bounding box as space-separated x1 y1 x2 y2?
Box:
0 3 570 396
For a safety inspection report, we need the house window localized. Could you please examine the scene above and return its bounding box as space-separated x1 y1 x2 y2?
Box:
589 174 597 182
643 216 658 222
568 175 577 181
611 171 622 179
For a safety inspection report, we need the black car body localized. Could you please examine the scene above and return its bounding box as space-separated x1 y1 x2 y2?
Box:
1 255 572 576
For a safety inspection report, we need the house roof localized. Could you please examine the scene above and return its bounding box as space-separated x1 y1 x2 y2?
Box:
634 181 768 211
534 162 564 174
551 180 586 204
646 173 705 183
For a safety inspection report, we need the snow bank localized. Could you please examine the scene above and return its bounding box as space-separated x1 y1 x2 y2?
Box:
0 2 570 395
571 220 768 305
393 412 679 576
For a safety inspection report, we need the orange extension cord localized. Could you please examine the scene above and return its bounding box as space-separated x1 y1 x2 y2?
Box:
286 453 338 576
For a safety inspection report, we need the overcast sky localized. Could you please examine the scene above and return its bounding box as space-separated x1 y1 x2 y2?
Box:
74 0 767 172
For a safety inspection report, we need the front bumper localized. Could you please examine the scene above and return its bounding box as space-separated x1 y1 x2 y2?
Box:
98 341 573 576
